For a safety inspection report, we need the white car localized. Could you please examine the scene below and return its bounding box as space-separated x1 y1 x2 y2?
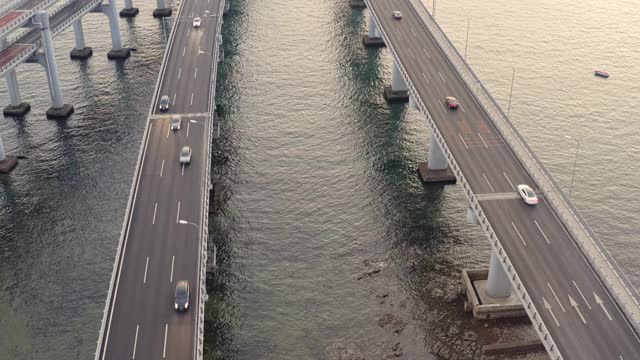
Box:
193 17 201 28
170 115 181 130
517 184 538 205
392 11 402 19
179 146 192 164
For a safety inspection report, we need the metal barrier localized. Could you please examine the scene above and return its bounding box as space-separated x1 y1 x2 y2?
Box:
93 0 189 358
197 2 226 358
408 0 640 335
364 0 564 358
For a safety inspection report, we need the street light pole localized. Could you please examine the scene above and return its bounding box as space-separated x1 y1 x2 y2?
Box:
564 136 580 197
464 18 470 60
507 67 515 116
179 219 216 269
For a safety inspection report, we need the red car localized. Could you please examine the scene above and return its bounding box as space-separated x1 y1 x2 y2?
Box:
445 96 459 109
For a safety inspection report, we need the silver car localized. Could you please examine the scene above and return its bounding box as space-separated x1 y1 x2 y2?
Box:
179 146 192 164
193 17 201 28
159 95 170 111
170 115 181 130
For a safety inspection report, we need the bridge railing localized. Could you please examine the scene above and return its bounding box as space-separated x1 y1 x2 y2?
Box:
407 0 640 335
365 0 562 358
196 2 225 359
93 0 188 358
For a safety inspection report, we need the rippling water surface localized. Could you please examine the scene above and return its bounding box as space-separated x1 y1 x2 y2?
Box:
0 0 639 359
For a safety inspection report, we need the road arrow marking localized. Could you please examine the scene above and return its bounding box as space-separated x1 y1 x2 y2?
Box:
543 297 560 327
594 292 613 321
569 295 587 324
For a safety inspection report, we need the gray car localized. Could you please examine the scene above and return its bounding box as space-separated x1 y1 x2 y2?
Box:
179 146 192 164
174 280 190 311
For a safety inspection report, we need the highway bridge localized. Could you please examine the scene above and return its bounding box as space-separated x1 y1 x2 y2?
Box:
94 0 224 359
363 0 640 359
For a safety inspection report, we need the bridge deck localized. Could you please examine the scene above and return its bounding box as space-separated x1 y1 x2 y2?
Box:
368 0 640 358
96 0 222 359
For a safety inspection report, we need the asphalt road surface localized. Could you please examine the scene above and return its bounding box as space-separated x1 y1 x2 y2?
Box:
98 1 221 359
368 0 640 358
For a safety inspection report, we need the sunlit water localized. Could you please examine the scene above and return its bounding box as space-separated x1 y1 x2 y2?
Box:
0 0 639 359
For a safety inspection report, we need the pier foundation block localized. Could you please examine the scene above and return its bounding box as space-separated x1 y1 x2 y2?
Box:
70 47 93 59
3 103 31 117
120 7 139 17
383 85 409 103
153 8 172 17
462 269 526 319
0 156 18 173
46 104 74 119
107 48 131 60
417 161 456 184
362 35 385 47
350 0 366 8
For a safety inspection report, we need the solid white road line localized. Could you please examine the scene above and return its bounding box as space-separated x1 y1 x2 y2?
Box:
132 325 139 359
438 71 446 83
182 46 186 56
153 203 158 224
187 28 190 37
457 133 469 150
166 126 170 139
594 292 613 320
182 164 185 176
439 102 447 114
423 48 430 59
163 324 168 358
477 132 489 149
172 93 177 107
534 220 550 244
178 68 181 79
410 27 416 37
569 295 587 324
573 281 591 309
176 201 181 223
548 283 566 312
194 67 198 79
511 222 526 246
543 297 561 327
460 104 466 113
187 122 191 137
143 257 149 284
503 172 515 191
190 93 194 105
408 48 415 58
170 256 175 283
160 160 165 177
482 173 495 192
421 72 430 84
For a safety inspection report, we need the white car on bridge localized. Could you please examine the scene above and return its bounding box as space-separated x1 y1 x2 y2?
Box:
517 184 538 205
193 17 201 28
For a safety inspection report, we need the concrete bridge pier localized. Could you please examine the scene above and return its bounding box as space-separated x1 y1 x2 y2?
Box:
417 130 456 183
33 12 74 119
0 132 18 173
69 19 93 60
120 0 139 17
363 13 384 47
487 249 512 298
153 0 172 18
103 0 131 59
3 69 31 117
384 62 409 102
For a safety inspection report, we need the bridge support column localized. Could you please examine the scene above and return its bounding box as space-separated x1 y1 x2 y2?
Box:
34 12 74 119
417 131 456 183
363 13 385 47
103 0 131 59
3 69 31 117
120 0 139 17
0 132 17 173
487 249 512 298
466 207 479 225
384 62 409 102
153 0 172 18
69 19 93 60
